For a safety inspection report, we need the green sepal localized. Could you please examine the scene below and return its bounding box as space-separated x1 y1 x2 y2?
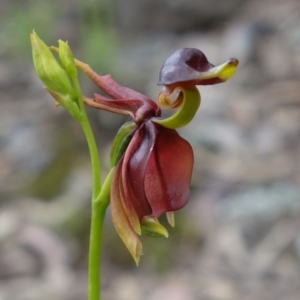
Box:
153 86 201 129
46 88 83 121
110 122 137 167
141 217 169 238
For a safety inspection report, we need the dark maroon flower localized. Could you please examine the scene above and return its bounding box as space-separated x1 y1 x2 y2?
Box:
30 33 239 264
73 47 238 263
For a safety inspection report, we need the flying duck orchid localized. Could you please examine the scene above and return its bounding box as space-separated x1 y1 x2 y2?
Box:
30 31 238 264
76 48 238 264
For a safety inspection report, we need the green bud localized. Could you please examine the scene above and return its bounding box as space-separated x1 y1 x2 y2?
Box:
110 122 136 167
30 31 84 120
30 31 77 104
141 217 169 238
58 40 78 81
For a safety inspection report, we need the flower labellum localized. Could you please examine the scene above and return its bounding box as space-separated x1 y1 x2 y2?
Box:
157 48 239 91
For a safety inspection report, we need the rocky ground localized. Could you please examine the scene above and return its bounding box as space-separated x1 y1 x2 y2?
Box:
1 0 300 299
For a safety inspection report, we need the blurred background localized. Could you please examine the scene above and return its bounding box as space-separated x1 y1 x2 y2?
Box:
1 0 300 299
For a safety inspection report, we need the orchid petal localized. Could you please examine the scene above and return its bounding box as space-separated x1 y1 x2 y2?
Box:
144 122 194 217
122 123 154 219
94 94 159 124
118 158 142 235
73 59 161 116
111 158 142 264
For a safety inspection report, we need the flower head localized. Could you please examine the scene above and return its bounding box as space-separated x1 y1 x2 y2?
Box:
75 48 238 263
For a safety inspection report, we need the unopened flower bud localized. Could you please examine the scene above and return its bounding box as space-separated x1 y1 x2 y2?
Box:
30 31 83 120
30 31 76 98
58 40 78 81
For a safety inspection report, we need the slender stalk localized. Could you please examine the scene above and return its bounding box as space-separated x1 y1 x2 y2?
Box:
73 64 109 300
80 119 101 300
81 119 101 199
79 94 106 300
81 115 114 300
87 168 114 300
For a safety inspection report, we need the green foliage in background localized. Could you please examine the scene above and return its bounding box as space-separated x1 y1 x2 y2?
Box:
0 0 115 71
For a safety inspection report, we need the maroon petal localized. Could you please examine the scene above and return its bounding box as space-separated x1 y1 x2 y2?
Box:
94 93 160 124
116 157 142 234
74 59 153 103
144 121 194 217
93 74 152 102
94 75 160 117
121 122 155 219
73 59 161 122
110 162 142 264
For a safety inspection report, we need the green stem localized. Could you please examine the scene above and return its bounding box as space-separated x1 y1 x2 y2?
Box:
81 111 114 300
71 58 111 300
80 119 101 300
87 168 114 300
81 118 101 200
